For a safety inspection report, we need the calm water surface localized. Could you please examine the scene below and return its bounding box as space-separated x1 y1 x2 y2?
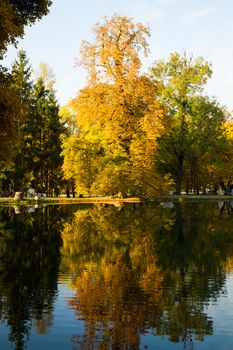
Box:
0 201 233 349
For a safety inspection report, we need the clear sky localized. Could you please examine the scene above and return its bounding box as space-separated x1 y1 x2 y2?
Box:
3 0 233 110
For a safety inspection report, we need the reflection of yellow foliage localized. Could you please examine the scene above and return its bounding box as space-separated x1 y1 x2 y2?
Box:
225 257 233 274
70 260 162 348
139 262 164 295
60 203 233 346
60 205 169 348
33 313 53 335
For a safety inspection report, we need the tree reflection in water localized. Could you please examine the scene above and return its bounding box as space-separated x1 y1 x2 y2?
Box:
0 205 66 350
61 202 233 350
0 201 233 349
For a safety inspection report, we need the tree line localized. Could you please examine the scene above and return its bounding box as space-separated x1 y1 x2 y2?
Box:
61 14 233 196
1 9 233 197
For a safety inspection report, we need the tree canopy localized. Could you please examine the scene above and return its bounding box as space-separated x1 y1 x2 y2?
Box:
150 52 226 194
1 51 64 196
79 14 150 84
0 0 52 169
62 14 169 197
0 0 52 58
0 12 232 197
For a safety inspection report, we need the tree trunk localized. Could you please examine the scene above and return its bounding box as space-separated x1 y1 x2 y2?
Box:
176 154 184 195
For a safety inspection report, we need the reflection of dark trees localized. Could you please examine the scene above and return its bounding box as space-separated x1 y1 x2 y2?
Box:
151 201 233 346
0 205 68 350
156 202 230 298
61 202 233 349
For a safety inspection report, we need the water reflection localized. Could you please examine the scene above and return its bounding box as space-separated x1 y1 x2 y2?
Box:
60 202 233 349
0 202 233 349
218 201 233 216
0 205 70 349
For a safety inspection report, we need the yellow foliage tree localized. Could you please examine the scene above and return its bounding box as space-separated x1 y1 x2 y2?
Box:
79 14 150 84
208 118 233 188
62 15 168 197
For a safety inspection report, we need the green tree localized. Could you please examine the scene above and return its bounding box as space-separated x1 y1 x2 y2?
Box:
11 49 33 103
150 52 225 194
0 0 52 170
0 0 52 58
1 52 64 195
24 77 64 195
183 96 226 193
5 50 34 192
206 118 233 190
0 68 22 169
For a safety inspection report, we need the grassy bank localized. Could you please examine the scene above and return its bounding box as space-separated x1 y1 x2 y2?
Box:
0 196 141 206
0 194 233 206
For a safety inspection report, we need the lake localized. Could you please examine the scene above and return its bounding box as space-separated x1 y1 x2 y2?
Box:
0 201 233 349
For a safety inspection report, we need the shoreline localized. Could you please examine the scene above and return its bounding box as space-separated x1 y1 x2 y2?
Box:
0 195 233 206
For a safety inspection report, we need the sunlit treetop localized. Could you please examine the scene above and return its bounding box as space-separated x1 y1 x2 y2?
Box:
150 52 212 104
78 14 150 84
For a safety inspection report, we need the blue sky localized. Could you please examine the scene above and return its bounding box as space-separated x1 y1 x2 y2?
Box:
3 0 233 110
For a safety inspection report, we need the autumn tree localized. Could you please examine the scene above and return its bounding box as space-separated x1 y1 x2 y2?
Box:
222 118 233 183
208 117 233 190
62 14 167 197
150 52 226 194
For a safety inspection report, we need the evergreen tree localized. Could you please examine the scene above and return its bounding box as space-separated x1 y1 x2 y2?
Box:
0 68 21 168
10 50 34 191
11 50 33 104
1 52 64 196
0 50 33 194
0 0 52 170
26 78 64 195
